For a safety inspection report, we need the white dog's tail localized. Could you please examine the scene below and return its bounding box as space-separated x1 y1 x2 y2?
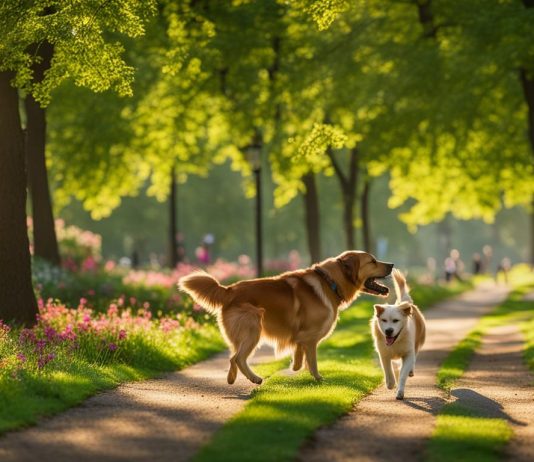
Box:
393 269 413 305
178 270 229 314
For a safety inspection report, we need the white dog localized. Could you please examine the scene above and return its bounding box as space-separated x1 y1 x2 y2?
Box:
371 269 426 400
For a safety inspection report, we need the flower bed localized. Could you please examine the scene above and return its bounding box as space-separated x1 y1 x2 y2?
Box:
0 299 224 434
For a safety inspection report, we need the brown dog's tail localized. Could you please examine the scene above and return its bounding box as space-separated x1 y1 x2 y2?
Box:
178 270 229 313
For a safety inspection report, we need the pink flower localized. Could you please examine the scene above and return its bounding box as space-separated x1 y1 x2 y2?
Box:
107 304 118 316
118 329 127 340
19 329 36 344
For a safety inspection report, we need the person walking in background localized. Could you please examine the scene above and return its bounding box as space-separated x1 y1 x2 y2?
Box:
195 234 214 265
495 257 511 285
444 249 464 282
444 255 456 283
472 253 482 275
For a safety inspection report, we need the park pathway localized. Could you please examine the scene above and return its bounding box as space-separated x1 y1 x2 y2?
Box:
450 323 534 462
0 347 272 462
298 281 510 462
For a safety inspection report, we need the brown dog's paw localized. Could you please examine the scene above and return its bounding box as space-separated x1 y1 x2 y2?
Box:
250 375 263 385
227 361 237 384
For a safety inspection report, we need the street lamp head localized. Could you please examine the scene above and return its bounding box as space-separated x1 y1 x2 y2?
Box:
245 142 262 171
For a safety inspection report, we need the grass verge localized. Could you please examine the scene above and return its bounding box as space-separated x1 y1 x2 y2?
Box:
194 280 472 462
427 402 513 462
0 320 225 434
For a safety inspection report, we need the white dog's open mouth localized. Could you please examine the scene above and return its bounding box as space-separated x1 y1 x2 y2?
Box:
363 277 389 296
385 334 399 346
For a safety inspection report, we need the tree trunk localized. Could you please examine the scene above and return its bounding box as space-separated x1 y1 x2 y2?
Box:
25 41 61 266
519 68 534 266
416 0 438 38
328 147 359 250
342 189 355 250
169 166 178 268
361 177 372 253
302 172 321 263
0 71 38 325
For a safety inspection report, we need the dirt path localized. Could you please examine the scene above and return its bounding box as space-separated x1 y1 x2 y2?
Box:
0 347 272 462
450 324 533 462
298 282 510 462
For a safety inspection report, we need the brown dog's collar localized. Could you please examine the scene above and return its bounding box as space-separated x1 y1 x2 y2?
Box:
314 267 344 302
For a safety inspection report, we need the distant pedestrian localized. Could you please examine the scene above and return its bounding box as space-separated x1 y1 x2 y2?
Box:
444 249 463 283
472 253 482 275
195 234 214 265
496 257 512 285
444 256 456 283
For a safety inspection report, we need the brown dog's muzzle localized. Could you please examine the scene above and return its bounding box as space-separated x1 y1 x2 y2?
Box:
363 262 393 297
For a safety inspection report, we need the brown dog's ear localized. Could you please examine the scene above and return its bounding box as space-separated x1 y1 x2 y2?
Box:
399 302 412 316
374 304 385 316
337 253 360 284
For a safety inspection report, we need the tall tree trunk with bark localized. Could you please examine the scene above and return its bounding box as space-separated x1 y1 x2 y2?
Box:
328 147 359 250
25 41 60 266
168 166 178 269
520 0 534 266
302 172 321 263
0 71 38 325
361 176 372 253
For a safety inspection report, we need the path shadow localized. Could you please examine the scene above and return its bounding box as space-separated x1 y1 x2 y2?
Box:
449 388 527 426
402 395 447 415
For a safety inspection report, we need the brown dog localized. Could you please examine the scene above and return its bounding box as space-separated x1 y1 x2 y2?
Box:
179 251 393 384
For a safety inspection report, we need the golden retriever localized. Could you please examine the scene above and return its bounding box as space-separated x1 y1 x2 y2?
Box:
371 269 426 399
179 251 393 384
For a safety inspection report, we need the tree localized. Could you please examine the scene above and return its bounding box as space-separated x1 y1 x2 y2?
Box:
0 71 37 324
25 41 61 266
0 0 156 324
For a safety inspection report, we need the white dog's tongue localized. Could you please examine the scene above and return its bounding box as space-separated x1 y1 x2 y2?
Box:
386 336 395 346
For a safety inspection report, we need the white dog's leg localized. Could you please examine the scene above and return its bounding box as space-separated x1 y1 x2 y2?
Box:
393 360 400 384
396 353 415 400
380 356 396 389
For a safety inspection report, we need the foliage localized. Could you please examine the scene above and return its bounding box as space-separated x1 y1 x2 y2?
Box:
0 0 157 105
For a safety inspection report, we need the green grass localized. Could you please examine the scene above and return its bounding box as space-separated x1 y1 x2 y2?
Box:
427 403 513 462
428 266 534 462
0 324 225 434
194 281 472 462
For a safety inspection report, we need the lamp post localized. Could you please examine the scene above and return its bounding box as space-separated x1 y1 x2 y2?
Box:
246 140 263 278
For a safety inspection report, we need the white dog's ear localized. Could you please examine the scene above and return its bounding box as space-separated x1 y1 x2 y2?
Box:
399 302 412 316
374 304 385 316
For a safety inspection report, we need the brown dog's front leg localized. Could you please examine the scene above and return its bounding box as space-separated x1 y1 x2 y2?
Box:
292 344 304 371
303 342 323 381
